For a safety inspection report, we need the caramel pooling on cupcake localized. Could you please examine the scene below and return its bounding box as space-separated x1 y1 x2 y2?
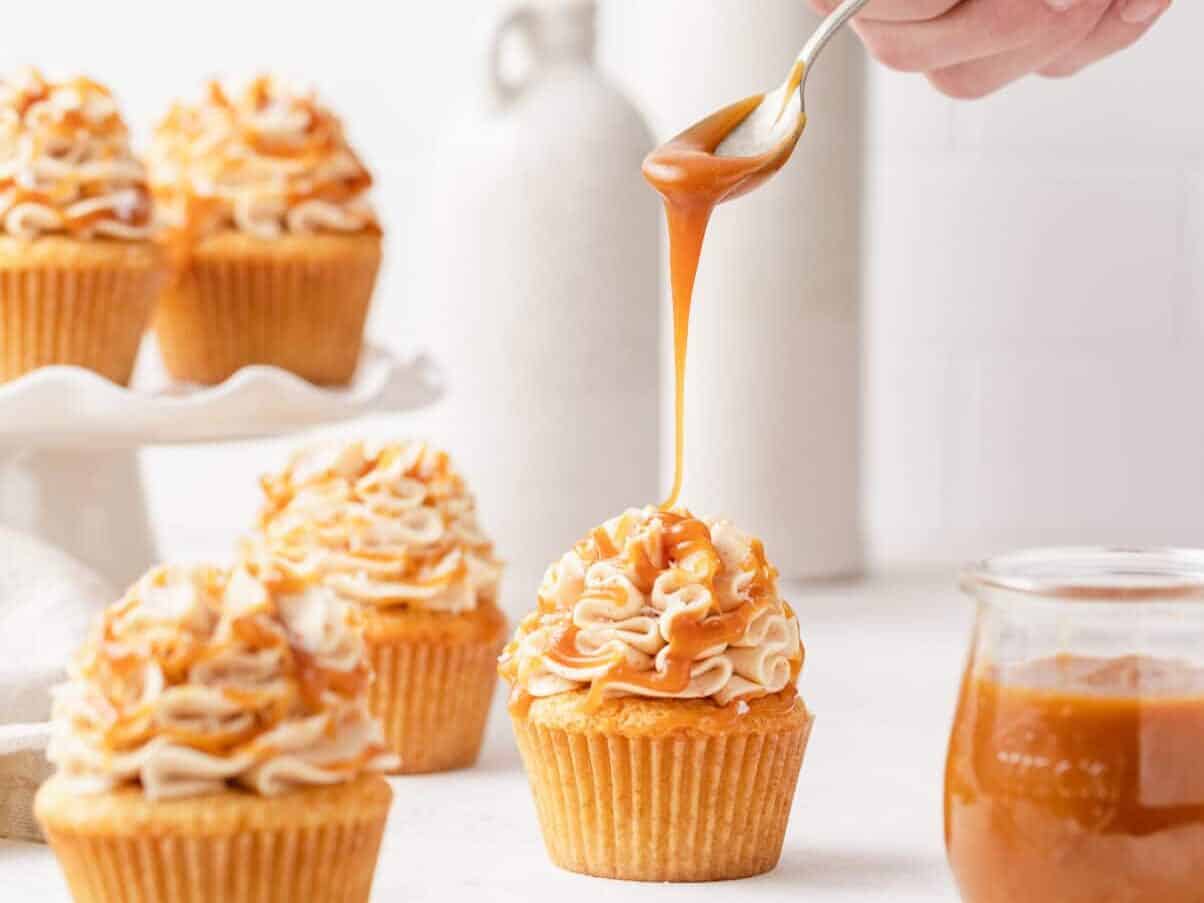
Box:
500 506 803 710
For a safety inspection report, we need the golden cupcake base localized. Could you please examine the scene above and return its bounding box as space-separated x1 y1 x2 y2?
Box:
511 690 813 882
35 775 392 903
364 601 507 774
155 231 381 386
0 237 164 386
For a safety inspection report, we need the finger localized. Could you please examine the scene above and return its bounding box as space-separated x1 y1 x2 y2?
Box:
1039 0 1171 77
854 0 1110 73
809 0 963 24
926 0 1113 97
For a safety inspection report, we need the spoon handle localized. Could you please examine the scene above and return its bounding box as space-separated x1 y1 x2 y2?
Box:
800 0 872 70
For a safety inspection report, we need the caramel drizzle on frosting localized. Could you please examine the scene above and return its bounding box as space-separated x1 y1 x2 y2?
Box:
76 567 367 753
0 67 153 240
149 75 377 240
253 440 502 613
49 563 396 799
501 507 802 711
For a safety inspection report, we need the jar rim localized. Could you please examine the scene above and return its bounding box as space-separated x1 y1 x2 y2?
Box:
961 546 1204 603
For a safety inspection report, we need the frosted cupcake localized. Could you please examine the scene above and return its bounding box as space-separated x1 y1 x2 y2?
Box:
0 68 164 385
149 75 380 385
248 439 506 773
35 563 397 903
499 506 812 881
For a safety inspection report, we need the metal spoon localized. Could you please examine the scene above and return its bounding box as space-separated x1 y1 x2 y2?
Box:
716 0 870 158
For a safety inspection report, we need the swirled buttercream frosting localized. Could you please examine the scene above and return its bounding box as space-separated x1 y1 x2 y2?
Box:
252 440 503 614
47 563 397 800
149 75 377 240
499 507 803 709
0 67 153 240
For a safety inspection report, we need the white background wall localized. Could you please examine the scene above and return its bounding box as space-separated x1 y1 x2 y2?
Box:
5 0 1202 569
603 0 1204 564
856 4 1204 561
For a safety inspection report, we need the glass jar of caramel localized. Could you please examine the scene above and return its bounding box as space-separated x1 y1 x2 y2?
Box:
946 548 1204 903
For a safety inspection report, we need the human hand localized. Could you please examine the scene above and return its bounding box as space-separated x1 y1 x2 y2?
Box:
810 0 1172 98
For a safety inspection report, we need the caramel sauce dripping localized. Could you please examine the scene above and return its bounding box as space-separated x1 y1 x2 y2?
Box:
499 70 818 709
642 90 805 509
624 538 661 595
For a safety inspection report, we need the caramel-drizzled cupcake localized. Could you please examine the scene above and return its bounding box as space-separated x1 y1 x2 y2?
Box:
149 76 380 385
499 506 812 882
35 563 397 903
0 68 165 385
245 439 506 774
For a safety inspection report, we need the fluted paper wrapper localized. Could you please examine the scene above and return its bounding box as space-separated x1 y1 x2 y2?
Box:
367 632 501 774
0 255 160 386
36 775 391 903
155 234 380 386
512 709 812 882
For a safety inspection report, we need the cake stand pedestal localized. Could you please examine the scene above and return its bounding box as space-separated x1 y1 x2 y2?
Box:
0 342 442 587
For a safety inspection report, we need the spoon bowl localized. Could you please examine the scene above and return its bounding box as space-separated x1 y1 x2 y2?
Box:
715 0 870 159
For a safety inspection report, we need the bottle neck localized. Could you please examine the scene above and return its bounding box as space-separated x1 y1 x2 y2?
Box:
534 2 596 64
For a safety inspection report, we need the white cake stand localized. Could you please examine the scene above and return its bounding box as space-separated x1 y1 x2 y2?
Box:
0 341 442 587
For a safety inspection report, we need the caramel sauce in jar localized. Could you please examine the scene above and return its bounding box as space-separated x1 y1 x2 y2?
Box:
948 549 1204 903
946 656 1204 903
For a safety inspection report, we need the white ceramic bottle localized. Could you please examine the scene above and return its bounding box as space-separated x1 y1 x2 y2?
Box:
415 0 659 613
600 0 865 579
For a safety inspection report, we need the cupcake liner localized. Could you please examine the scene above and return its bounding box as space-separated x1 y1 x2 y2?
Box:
367 631 502 774
36 775 391 903
155 234 380 386
0 256 161 386
512 708 813 881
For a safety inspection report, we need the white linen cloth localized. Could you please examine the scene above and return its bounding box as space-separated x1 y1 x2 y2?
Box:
0 526 114 840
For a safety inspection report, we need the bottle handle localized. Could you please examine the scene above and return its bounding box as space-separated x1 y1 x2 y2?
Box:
487 4 540 109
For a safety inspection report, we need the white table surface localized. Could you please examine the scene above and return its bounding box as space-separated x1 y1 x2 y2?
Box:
0 566 972 902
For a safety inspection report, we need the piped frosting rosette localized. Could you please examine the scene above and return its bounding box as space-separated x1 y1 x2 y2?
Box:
0 67 153 240
149 75 376 239
46 563 397 801
252 440 503 615
500 506 803 709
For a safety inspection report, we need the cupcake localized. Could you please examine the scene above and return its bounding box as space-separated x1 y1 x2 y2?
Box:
149 76 380 385
35 563 397 903
0 68 164 385
247 439 506 773
499 506 812 882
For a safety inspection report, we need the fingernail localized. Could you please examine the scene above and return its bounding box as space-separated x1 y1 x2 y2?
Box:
1043 0 1080 11
1121 0 1165 23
